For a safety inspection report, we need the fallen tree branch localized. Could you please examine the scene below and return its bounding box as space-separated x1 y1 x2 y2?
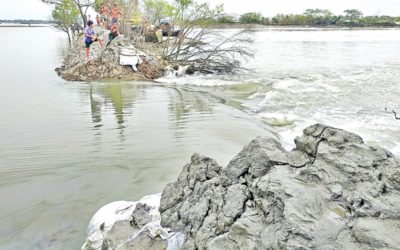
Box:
164 29 254 73
393 110 400 120
157 1 254 74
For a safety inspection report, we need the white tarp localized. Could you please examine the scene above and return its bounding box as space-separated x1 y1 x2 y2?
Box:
119 46 143 72
120 55 143 71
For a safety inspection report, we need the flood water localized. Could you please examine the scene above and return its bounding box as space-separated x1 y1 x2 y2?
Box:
0 27 399 249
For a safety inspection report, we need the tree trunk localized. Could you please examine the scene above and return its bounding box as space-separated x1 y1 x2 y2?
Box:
67 30 72 46
74 0 87 27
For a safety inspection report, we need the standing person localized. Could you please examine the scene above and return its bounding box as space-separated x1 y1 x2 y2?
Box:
110 4 121 25
100 4 110 28
84 20 104 60
96 14 101 26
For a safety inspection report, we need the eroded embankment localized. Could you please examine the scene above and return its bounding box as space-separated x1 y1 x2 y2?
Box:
56 28 165 81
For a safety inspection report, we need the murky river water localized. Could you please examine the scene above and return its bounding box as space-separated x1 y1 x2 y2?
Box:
0 27 399 249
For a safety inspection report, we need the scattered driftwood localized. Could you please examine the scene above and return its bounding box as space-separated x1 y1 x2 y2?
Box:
393 110 400 120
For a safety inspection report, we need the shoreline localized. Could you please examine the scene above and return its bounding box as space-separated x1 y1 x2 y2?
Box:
1 23 398 30
209 23 400 30
0 24 52 28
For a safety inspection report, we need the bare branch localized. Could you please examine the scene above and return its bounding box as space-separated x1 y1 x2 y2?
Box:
393 110 400 120
142 1 254 74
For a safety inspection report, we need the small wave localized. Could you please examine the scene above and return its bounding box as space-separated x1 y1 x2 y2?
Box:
273 78 302 90
260 112 298 128
391 143 400 156
156 75 238 86
272 76 341 94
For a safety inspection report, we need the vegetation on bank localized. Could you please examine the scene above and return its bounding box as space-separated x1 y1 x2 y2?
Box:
4 4 400 28
0 19 55 24
228 9 400 27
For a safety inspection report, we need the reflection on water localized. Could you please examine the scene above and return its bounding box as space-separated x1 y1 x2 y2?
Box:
89 83 215 129
168 86 213 121
89 84 143 128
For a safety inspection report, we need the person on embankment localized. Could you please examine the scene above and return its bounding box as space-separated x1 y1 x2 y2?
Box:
106 24 119 47
84 20 104 60
110 4 121 25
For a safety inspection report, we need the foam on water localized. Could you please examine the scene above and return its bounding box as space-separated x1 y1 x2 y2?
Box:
167 63 400 157
157 74 239 86
211 61 399 157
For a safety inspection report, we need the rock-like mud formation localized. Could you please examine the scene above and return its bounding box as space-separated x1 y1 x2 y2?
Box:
160 124 400 249
83 124 400 249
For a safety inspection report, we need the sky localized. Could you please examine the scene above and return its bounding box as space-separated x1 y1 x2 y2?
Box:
0 0 53 19
0 0 399 20
208 0 400 17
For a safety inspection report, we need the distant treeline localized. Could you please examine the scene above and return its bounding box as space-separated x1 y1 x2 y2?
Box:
217 9 400 27
0 19 55 25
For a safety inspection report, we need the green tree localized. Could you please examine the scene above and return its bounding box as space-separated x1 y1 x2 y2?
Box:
143 0 171 25
303 9 332 25
239 12 262 24
217 14 237 24
377 15 395 26
117 0 140 35
52 0 80 44
43 0 93 27
261 17 270 25
344 9 363 22
330 15 342 25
